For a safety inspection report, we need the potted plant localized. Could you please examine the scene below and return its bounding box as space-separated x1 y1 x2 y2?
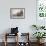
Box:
32 24 45 30
33 32 46 43
32 25 39 30
40 26 45 29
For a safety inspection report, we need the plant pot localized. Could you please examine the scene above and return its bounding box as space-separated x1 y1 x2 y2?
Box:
37 39 40 43
40 38 45 43
37 39 45 44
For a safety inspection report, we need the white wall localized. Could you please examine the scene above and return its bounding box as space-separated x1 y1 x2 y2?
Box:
0 0 36 42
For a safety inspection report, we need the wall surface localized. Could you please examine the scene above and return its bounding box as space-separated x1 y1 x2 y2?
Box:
0 0 36 42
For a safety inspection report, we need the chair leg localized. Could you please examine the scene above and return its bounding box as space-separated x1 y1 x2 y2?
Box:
4 33 7 46
4 41 7 46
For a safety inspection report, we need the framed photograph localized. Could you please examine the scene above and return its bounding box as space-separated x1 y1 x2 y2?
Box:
36 0 46 26
37 0 46 19
10 8 25 19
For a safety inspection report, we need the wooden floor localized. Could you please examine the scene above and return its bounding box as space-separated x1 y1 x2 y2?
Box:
0 42 46 46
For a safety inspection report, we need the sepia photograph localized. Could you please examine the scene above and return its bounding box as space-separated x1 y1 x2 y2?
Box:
10 8 25 19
